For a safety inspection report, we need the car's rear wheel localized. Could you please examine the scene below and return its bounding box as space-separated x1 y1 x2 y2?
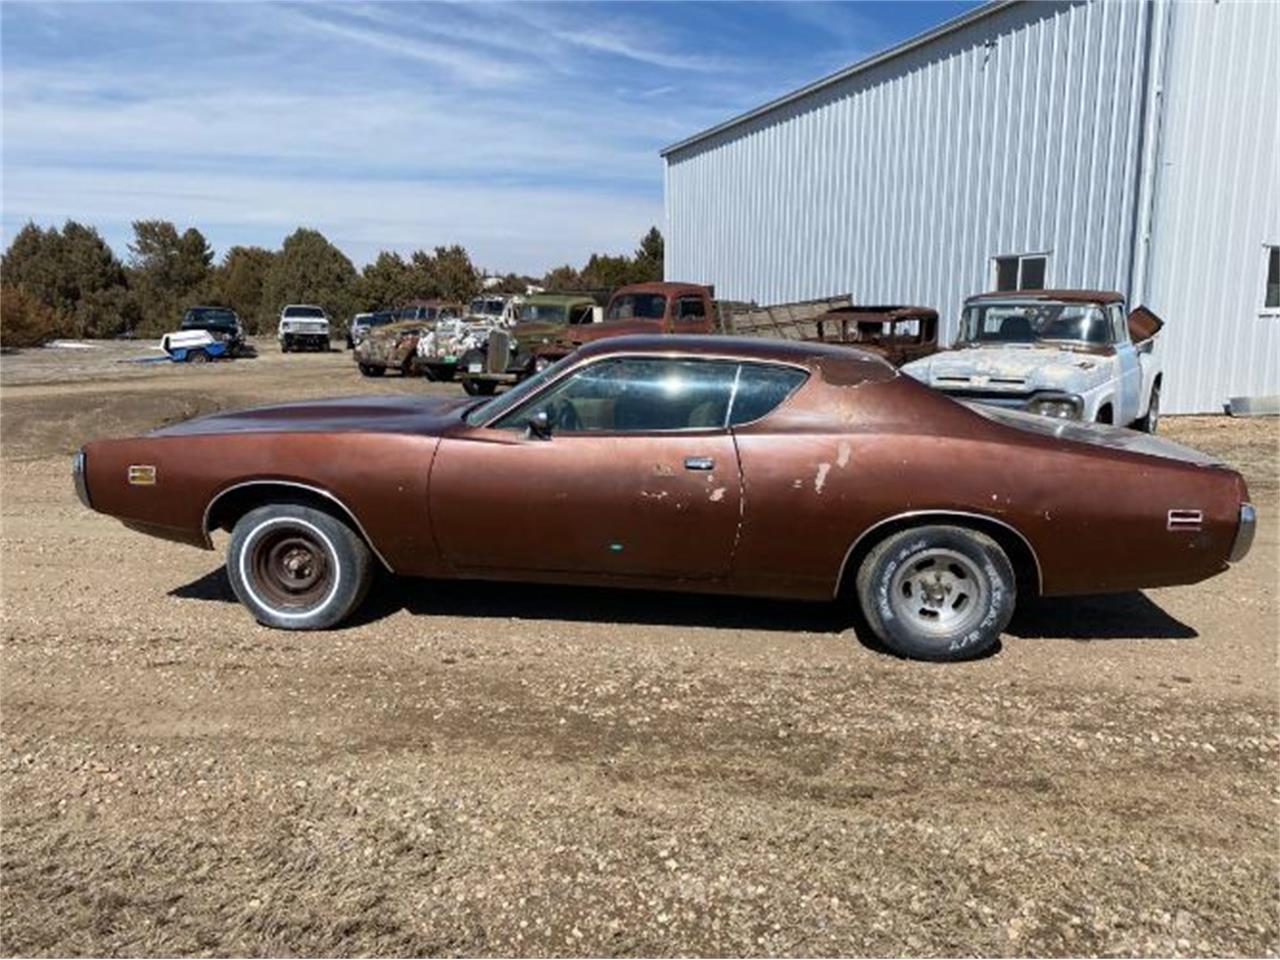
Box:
358 363 385 377
461 377 496 396
855 525 1015 661
226 504 372 630
187 349 210 364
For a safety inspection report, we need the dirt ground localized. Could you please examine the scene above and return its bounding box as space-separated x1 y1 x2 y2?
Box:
2 340 1277 957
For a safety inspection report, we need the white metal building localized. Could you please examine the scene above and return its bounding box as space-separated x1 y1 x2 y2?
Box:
662 0 1279 414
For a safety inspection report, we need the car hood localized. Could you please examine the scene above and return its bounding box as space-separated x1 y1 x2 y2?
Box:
150 394 473 437
904 346 1111 391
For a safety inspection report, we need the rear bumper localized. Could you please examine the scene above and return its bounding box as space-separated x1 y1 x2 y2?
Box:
1229 503 1257 562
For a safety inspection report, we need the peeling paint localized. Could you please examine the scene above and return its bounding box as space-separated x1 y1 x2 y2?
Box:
709 487 726 502
836 442 851 468
814 462 831 493
640 490 670 501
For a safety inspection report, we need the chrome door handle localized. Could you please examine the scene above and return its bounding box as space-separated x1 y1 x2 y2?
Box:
684 456 715 471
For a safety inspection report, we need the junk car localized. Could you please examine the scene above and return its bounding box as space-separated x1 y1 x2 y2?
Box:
277 305 331 353
458 293 599 395
74 335 1254 662
352 320 428 377
903 290 1164 430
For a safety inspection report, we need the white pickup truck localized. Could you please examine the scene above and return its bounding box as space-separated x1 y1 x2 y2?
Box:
277 304 331 353
902 290 1164 432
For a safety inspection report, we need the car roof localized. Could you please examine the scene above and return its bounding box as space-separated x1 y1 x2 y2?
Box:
574 333 898 375
967 289 1124 305
610 281 710 298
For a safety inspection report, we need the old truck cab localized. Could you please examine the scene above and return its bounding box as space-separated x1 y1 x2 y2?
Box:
902 290 1164 431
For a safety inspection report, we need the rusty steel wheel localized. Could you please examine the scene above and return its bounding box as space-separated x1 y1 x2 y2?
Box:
248 525 334 611
227 504 373 630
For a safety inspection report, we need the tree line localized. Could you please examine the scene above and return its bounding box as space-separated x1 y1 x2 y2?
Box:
0 221 664 348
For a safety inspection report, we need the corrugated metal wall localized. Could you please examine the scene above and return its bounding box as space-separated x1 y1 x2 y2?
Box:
664 0 1278 413
1140 0 1280 413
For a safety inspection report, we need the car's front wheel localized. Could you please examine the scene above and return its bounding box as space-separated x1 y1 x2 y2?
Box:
855 525 1015 661
358 363 384 377
226 504 373 630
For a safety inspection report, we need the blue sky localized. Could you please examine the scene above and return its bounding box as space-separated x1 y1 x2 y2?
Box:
2 1 975 274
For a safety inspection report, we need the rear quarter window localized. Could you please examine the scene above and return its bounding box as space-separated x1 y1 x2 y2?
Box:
730 364 808 425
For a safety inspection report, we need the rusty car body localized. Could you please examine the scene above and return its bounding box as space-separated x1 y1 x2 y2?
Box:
75 336 1255 661
457 293 599 395
352 320 426 377
807 305 939 367
904 290 1164 429
525 282 719 366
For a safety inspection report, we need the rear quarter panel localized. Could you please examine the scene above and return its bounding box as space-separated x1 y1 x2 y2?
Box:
731 375 1244 598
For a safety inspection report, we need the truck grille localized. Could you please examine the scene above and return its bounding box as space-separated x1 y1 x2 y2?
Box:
488 331 511 373
937 387 1033 409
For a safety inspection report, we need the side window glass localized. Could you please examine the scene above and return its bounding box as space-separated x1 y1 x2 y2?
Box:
729 364 808 425
1109 304 1128 343
677 297 706 320
496 358 738 433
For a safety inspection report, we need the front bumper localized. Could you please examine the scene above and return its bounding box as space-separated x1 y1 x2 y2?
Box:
72 448 92 509
1229 503 1257 562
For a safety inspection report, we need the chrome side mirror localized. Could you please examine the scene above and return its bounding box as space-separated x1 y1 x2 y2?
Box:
527 409 552 440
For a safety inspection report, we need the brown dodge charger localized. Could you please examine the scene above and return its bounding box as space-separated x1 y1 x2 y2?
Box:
74 336 1255 661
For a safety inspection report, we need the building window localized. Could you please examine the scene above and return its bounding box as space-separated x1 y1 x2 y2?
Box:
992 254 1048 291
1265 246 1279 311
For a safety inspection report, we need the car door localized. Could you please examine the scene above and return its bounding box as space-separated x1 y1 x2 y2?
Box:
1109 303 1141 423
430 356 743 579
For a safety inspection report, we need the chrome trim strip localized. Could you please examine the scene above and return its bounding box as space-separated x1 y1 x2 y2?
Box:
834 509 1044 598
1229 503 1256 563
201 480 394 572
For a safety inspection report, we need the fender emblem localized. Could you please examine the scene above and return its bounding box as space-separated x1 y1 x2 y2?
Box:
127 465 157 485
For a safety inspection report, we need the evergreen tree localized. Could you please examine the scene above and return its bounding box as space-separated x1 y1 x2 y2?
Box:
261 228 359 323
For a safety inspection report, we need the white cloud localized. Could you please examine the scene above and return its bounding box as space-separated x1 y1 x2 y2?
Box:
2 165 662 273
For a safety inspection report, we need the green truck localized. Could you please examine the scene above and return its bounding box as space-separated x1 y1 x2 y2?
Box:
457 293 600 396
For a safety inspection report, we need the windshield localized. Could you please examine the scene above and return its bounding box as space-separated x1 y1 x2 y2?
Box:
369 312 395 326
519 303 567 324
463 353 578 426
182 307 237 327
605 293 667 321
283 306 326 318
470 298 506 317
958 301 1111 346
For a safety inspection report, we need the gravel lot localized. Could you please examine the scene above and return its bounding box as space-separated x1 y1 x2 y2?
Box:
2 340 1277 956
